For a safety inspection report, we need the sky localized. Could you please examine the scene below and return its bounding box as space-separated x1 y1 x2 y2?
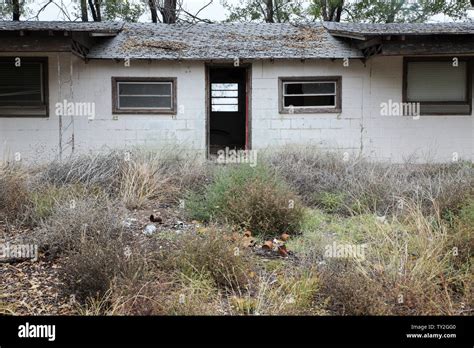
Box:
16 0 474 22
25 0 230 22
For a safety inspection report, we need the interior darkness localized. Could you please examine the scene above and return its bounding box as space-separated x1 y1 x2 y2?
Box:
209 67 246 154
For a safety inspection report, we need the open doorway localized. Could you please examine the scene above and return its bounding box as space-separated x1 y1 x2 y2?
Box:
207 66 250 156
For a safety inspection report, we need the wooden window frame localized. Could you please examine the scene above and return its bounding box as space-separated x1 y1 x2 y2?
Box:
279 76 342 114
112 77 177 115
0 57 49 118
403 57 472 116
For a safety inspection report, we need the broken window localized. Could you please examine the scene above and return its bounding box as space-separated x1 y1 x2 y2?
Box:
112 77 176 114
0 57 48 117
279 77 341 113
404 59 471 115
211 83 238 112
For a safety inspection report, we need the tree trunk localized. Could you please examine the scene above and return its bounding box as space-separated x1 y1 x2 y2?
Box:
94 0 101 21
321 0 343 22
80 0 88 21
12 0 20 21
160 0 177 24
88 0 98 21
264 0 275 23
148 0 158 23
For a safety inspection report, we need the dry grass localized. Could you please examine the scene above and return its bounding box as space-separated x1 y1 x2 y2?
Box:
1 147 472 316
264 146 473 217
305 200 472 315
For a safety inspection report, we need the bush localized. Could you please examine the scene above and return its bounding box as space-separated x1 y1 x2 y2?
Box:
165 227 255 291
313 191 347 214
265 146 474 217
0 163 31 223
41 148 210 209
31 196 127 258
186 164 304 238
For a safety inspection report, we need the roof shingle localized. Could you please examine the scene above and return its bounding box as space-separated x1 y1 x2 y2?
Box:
323 21 474 37
87 22 363 60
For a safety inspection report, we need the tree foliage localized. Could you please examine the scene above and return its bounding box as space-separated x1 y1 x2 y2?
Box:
345 0 470 23
224 0 471 23
221 0 304 23
0 0 28 20
308 0 344 21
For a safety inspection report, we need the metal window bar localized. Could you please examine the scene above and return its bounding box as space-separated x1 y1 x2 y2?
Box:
118 81 173 109
283 81 337 108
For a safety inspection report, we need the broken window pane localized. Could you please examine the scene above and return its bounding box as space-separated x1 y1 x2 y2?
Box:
212 105 239 112
212 97 239 105
212 90 238 97
211 83 238 91
282 79 339 110
284 82 335 95
211 83 239 112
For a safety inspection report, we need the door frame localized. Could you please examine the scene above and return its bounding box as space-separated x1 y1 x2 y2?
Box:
205 63 252 159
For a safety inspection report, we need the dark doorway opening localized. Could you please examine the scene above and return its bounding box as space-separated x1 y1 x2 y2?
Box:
208 66 248 155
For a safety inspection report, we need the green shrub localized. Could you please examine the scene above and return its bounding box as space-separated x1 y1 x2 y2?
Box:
186 164 304 237
313 191 346 214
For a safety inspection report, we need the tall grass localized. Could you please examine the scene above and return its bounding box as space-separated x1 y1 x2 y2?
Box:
264 146 473 217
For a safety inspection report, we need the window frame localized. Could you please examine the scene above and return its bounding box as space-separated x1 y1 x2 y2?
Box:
0 57 49 118
279 76 342 114
112 77 177 115
403 57 472 116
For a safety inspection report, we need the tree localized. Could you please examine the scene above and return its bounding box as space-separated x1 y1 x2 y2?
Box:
345 0 469 23
308 0 344 21
221 0 304 23
159 0 177 23
12 0 19 20
80 0 88 21
0 0 25 20
75 0 144 22
147 0 178 23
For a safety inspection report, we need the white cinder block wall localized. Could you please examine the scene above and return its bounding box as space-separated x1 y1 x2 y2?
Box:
0 53 472 163
253 58 473 162
0 52 206 163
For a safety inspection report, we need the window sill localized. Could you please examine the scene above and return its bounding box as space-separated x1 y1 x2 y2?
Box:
0 106 48 117
112 109 176 115
279 108 341 114
408 103 471 116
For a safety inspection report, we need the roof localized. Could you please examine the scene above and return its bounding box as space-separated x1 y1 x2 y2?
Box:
323 21 474 38
0 21 473 60
87 22 362 60
0 20 123 33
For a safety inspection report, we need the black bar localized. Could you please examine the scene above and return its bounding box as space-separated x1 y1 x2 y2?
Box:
0 316 472 346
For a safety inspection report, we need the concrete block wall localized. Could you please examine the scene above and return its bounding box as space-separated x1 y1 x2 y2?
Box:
0 52 206 163
254 58 473 162
0 53 472 163
252 59 368 157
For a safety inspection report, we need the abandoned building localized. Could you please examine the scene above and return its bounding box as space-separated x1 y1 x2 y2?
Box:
0 21 472 162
